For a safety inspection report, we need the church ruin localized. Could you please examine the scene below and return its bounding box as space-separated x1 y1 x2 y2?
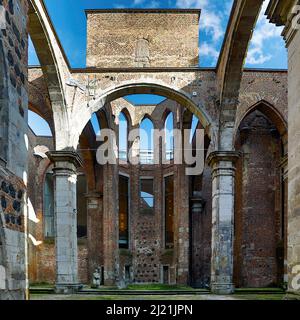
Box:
0 0 300 299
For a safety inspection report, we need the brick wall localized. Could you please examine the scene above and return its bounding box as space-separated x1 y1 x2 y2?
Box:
234 110 283 288
86 10 199 68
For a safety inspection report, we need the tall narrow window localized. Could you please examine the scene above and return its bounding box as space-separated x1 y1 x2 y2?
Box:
140 118 154 164
44 171 54 238
165 112 174 160
119 175 129 248
165 175 174 249
140 178 154 214
119 112 128 161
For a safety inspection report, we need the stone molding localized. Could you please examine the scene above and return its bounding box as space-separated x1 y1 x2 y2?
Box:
266 0 299 46
207 151 241 168
46 150 83 169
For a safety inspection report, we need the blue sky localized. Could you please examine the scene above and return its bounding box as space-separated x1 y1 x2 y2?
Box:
28 0 287 135
29 0 287 68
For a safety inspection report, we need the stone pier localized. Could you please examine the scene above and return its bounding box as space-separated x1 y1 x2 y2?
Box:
47 150 83 294
208 151 240 294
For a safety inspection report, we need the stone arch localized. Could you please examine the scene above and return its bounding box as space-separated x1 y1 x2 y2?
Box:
119 108 132 128
73 82 213 149
28 0 69 148
162 108 174 125
28 104 54 136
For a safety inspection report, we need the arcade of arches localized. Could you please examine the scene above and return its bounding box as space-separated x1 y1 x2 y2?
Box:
1 0 300 299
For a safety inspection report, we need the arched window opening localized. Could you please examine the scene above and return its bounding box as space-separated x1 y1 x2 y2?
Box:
28 35 40 66
119 175 129 249
164 175 174 249
139 118 154 164
119 112 128 161
28 110 52 137
140 178 154 215
190 115 199 143
91 113 101 136
164 112 174 161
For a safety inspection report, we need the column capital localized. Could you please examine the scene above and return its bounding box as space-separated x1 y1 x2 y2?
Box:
46 150 83 169
207 151 241 167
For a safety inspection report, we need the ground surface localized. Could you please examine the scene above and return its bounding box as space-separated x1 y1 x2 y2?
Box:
29 293 285 300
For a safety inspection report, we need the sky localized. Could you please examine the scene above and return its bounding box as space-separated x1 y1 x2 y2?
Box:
28 0 287 136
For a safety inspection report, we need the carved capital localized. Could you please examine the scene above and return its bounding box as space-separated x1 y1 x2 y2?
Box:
207 151 241 167
46 150 83 169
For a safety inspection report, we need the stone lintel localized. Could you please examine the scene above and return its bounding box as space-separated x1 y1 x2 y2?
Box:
46 150 83 169
207 151 241 168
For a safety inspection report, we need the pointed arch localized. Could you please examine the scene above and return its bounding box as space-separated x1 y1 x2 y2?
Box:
140 116 154 164
234 100 288 152
164 111 174 161
119 111 129 161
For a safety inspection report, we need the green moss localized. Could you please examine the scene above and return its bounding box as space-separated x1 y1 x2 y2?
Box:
124 284 194 291
234 294 285 301
29 282 53 288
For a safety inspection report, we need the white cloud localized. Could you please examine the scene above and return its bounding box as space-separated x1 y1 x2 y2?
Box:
133 0 145 4
246 1 284 65
176 0 223 41
176 0 209 8
199 42 219 62
149 0 160 8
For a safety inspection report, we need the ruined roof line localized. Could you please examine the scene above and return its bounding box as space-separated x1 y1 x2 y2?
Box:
85 8 201 19
28 65 287 73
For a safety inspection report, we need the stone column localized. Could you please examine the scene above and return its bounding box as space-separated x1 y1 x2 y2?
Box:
86 191 103 282
208 151 240 294
175 165 190 285
47 151 83 294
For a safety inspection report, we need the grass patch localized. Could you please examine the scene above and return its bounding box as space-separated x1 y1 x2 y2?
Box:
124 284 194 291
30 282 53 288
234 294 285 301
235 287 284 293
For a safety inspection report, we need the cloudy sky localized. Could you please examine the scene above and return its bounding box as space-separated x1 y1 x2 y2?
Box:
28 0 287 136
29 0 287 69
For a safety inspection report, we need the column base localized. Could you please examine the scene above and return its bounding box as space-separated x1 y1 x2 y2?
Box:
211 282 235 295
284 290 300 300
55 283 83 294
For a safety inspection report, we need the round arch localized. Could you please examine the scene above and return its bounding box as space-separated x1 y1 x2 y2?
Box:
91 83 211 128
73 82 213 149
